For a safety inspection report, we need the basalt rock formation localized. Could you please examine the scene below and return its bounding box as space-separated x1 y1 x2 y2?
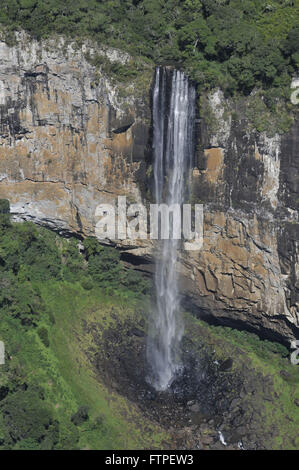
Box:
180 90 298 344
0 33 298 344
0 32 151 236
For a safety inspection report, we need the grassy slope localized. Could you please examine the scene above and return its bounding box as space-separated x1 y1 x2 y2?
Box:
185 314 299 450
0 219 298 450
0 281 168 450
1 278 298 449
41 281 167 450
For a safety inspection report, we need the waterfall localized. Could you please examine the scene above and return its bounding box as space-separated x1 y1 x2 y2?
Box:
147 67 196 391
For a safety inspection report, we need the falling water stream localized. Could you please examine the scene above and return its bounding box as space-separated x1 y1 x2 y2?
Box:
147 67 196 391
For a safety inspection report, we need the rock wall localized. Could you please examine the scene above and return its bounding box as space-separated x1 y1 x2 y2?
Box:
0 33 297 344
0 32 151 236
183 89 298 343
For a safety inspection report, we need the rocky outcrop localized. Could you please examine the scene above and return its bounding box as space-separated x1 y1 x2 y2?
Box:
0 33 297 344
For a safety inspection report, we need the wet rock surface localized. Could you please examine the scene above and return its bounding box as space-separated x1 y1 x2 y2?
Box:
84 316 278 450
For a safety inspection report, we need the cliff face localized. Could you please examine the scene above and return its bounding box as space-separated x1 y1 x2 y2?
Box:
0 33 151 236
0 34 297 343
180 90 299 343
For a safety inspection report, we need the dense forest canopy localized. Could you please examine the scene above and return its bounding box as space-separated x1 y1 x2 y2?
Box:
0 1 298 94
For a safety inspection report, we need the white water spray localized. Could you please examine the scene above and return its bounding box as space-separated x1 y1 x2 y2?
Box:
147 67 196 391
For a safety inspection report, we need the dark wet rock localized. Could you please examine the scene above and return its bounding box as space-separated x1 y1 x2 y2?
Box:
219 358 233 371
83 316 279 450
130 327 145 338
230 398 241 410
201 435 214 446
187 400 195 407
195 441 204 450
190 403 200 413
213 416 223 428
191 413 201 426
211 441 226 450
71 405 89 426
226 430 243 444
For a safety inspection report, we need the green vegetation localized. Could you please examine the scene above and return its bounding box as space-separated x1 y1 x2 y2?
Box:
0 0 298 97
185 314 299 450
245 89 294 134
0 200 298 449
0 200 161 450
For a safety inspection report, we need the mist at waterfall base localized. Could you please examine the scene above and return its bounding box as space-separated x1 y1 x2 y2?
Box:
146 67 196 392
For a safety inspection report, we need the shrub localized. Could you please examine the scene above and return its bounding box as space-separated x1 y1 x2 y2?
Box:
0 199 9 214
62 239 84 281
122 269 151 295
0 199 11 231
81 276 94 291
37 326 50 347
1 390 53 443
22 236 61 281
87 246 122 287
71 406 89 426
83 237 103 259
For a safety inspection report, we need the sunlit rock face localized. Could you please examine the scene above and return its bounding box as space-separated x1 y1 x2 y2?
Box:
0 33 297 344
0 32 151 237
187 91 298 343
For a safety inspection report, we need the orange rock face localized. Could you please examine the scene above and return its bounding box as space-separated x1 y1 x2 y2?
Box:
0 34 297 343
0 34 151 235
